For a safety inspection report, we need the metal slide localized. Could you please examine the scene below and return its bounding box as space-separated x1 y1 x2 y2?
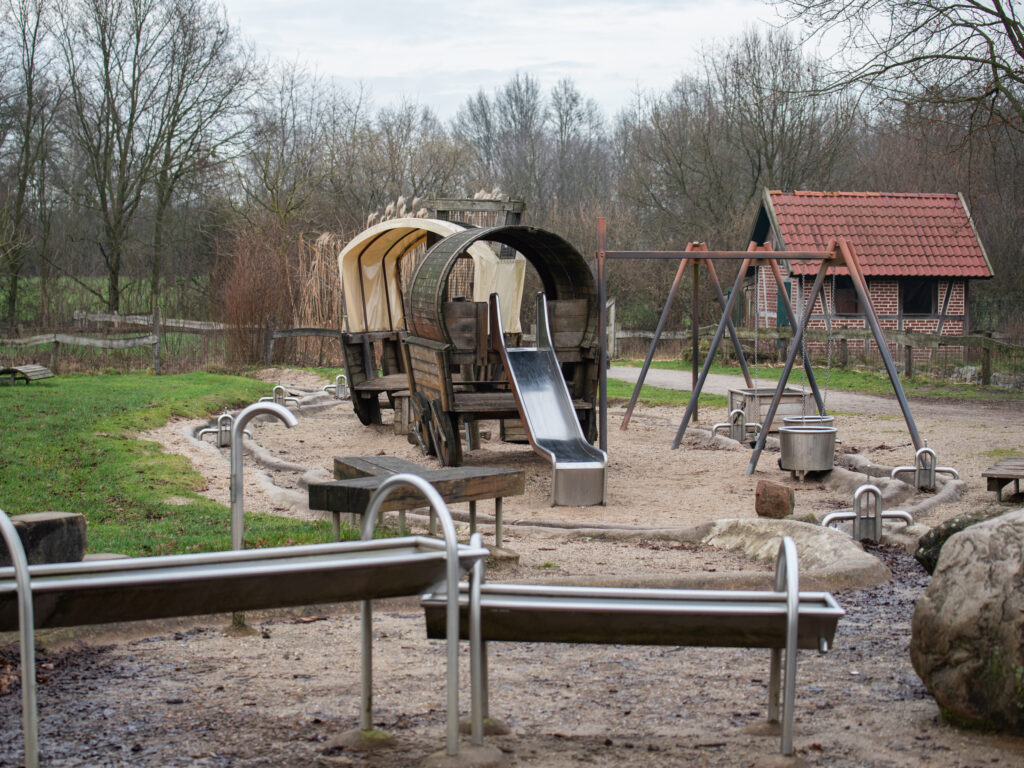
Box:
490 292 607 505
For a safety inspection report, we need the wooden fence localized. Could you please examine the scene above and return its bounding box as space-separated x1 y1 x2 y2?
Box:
3 311 345 373
613 326 1024 386
0 331 161 373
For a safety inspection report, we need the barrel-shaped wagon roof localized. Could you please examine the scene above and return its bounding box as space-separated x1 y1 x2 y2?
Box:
406 225 597 346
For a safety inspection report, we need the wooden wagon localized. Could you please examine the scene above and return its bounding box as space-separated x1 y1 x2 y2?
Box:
337 217 525 425
402 225 601 468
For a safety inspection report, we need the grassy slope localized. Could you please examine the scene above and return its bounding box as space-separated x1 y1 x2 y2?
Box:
0 372 337 556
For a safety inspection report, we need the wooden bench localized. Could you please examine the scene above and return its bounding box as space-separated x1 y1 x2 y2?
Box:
0 474 489 766
308 456 525 547
983 456 1024 501
422 536 843 758
0 365 54 385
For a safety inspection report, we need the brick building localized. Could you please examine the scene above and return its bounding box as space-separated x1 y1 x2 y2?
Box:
746 190 994 355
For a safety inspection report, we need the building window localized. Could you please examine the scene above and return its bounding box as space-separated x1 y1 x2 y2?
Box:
833 276 861 315
903 279 936 315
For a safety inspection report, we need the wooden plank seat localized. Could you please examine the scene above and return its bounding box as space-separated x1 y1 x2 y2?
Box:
0 474 489 766
0 365 54 385
982 456 1024 501
350 371 409 393
308 456 525 547
422 536 843 758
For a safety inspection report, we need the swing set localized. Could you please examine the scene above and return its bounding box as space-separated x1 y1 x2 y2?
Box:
594 219 924 475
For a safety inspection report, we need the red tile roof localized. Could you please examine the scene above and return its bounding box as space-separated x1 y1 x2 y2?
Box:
766 191 993 278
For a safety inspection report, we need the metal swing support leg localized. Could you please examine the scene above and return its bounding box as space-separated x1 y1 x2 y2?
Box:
747 258 832 473
839 239 923 450
768 259 826 415
620 250 692 430
705 258 754 387
621 245 755 431
672 257 752 448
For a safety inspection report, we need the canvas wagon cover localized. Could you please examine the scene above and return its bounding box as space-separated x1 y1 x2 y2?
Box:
338 218 524 333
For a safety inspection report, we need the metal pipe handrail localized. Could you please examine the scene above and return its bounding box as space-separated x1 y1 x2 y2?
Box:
0 509 39 768
359 473 464 757
772 536 799 756
230 401 298 550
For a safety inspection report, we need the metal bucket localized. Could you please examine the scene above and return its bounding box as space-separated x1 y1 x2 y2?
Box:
779 426 837 473
783 415 835 428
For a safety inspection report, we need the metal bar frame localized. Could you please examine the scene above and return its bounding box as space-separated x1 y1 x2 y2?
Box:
0 509 39 768
230 402 298 551
767 259 826 415
1 475 475 765
597 219 608 452
360 474 464 756
605 250 830 260
746 256 832 473
671 250 755 448
461 535 808 758
837 239 922 450
619 247 755 431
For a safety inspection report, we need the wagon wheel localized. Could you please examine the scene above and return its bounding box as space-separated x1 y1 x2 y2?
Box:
351 391 381 426
430 399 463 467
409 392 437 457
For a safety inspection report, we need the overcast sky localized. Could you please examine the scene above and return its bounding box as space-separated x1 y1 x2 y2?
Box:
219 0 789 120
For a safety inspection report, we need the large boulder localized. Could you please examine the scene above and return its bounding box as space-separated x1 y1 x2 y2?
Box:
911 509 1024 732
914 505 1008 574
0 511 87 566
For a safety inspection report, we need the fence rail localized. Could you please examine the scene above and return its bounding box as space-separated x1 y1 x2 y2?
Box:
5 310 1023 388
614 325 1024 389
0 332 160 373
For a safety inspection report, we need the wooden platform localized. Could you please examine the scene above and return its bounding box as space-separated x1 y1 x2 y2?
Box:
307 456 525 546
982 456 1024 501
0 364 54 385
351 372 408 393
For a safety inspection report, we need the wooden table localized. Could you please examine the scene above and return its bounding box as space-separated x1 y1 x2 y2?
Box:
982 456 1024 501
307 456 525 546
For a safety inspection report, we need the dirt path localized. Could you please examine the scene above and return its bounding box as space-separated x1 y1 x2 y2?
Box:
2 369 1023 767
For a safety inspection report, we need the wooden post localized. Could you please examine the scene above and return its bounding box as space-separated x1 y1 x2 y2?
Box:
691 261 699 423
263 318 274 365
904 344 914 378
840 337 849 368
982 345 992 386
152 308 161 375
49 338 60 374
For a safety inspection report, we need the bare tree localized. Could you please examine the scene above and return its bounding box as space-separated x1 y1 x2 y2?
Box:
0 0 61 324
148 0 259 312
56 0 175 312
240 61 328 235
776 0 1024 127
617 29 855 247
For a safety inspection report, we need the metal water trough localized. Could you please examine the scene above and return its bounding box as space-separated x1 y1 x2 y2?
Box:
779 425 837 480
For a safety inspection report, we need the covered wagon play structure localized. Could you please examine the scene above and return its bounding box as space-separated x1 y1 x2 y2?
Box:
402 225 606 505
337 216 525 426
337 212 606 506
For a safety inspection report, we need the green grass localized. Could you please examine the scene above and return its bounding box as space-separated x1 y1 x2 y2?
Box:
0 372 342 557
605 377 727 409
980 447 1024 460
614 359 1024 402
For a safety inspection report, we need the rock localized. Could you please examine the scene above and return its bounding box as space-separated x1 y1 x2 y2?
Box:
911 509 1024 733
701 517 891 590
0 511 87 566
755 480 795 519
914 506 1008 574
